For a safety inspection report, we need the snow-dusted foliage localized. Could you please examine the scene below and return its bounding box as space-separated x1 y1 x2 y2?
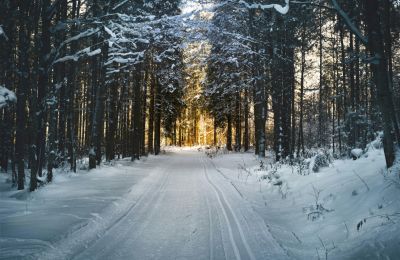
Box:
204 0 256 126
310 151 331 172
0 85 16 108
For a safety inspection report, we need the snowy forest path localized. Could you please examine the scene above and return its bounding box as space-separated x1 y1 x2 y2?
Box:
33 150 288 260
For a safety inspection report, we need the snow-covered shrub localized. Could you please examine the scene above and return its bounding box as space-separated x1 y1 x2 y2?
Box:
256 162 288 198
296 159 310 175
294 149 333 175
310 150 332 173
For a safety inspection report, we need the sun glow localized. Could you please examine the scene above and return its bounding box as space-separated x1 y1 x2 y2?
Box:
173 41 218 146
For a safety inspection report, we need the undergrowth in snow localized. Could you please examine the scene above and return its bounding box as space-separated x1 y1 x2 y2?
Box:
209 144 400 259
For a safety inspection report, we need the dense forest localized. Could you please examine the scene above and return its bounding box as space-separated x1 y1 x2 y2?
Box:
0 0 399 193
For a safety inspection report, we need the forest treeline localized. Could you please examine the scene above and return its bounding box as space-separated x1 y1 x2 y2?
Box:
0 0 399 192
205 0 400 165
0 0 185 191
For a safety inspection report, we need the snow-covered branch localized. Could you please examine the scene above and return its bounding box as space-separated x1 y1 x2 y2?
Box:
53 47 102 64
0 86 17 108
331 0 367 45
0 25 9 41
238 0 290 14
112 0 129 11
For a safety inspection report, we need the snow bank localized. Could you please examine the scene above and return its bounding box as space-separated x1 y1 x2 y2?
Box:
351 148 363 159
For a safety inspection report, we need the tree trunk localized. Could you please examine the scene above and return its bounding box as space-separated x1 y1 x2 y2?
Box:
106 80 120 161
89 24 108 168
141 68 148 155
15 1 30 190
132 67 142 161
254 66 266 158
244 89 249 151
318 4 324 147
297 26 306 157
148 72 155 154
154 78 161 155
0 0 17 173
363 0 398 167
213 118 217 146
226 114 232 151
234 91 241 151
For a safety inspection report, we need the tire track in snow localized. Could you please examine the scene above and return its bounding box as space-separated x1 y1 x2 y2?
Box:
202 157 256 260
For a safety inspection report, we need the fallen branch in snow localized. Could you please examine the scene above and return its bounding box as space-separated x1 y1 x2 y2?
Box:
343 222 349 238
353 171 370 192
357 212 400 231
317 236 337 260
292 231 302 244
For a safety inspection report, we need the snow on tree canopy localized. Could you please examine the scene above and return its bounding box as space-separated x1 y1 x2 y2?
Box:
0 86 17 108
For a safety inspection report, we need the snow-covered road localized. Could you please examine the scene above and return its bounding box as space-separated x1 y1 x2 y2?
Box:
2 148 400 259
35 151 286 260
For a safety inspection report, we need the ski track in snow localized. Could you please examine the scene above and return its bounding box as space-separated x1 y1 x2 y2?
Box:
202 156 289 260
72 168 172 259
202 156 254 260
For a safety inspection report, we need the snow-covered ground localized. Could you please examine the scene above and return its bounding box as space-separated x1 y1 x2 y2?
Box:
1 147 399 259
0 157 160 259
209 148 400 259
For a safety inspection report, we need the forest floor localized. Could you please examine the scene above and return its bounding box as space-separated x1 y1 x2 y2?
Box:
1 147 400 259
